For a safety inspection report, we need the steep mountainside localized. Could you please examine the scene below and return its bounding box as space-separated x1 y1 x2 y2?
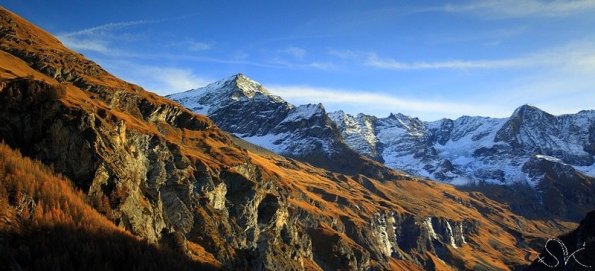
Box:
0 143 220 270
167 75 344 159
0 6 581 270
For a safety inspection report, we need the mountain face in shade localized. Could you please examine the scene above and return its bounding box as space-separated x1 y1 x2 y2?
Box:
5 6 582 270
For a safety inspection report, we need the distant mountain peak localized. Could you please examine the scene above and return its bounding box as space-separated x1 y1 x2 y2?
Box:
511 104 549 118
206 73 272 99
171 73 272 100
166 73 287 115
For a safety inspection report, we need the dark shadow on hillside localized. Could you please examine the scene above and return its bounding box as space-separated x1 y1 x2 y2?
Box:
231 134 407 182
0 224 220 271
457 182 592 223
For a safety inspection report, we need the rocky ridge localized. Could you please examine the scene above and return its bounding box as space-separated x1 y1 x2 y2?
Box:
331 106 595 185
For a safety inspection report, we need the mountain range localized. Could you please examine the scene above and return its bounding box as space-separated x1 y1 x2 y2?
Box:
169 74 595 220
0 6 592 271
169 74 595 185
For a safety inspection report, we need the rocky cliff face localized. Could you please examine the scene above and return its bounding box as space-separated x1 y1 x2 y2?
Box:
0 6 581 270
522 155 595 219
327 111 382 162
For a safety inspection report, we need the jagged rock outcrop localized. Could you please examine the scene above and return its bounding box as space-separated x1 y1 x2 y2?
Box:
327 111 382 162
521 155 595 220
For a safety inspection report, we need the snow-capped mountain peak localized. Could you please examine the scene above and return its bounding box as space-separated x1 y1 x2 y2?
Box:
168 74 353 163
223 73 272 98
167 73 285 115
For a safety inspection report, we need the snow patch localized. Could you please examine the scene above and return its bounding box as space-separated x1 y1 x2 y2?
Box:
535 154 563 163
281 104 324 123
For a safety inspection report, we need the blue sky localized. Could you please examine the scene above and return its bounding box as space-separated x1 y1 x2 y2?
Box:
3 0 595 120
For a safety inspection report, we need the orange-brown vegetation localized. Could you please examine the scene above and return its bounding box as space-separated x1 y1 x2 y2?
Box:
0 142 220 270
241 143 576 269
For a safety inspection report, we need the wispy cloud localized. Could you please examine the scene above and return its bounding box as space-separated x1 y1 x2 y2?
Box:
58 21 333 71
186 41 212 51
362 40 595 71
60 20 150 37
267 85 507 118
443 0 595 18
424 26 529 47
329 49 536 70
98 60 210 95
138 67 210 93
170 40 212 51
365 53 527 70
268 57 336 71
57 20 151 54
281 47 307 58
328 49 359 59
